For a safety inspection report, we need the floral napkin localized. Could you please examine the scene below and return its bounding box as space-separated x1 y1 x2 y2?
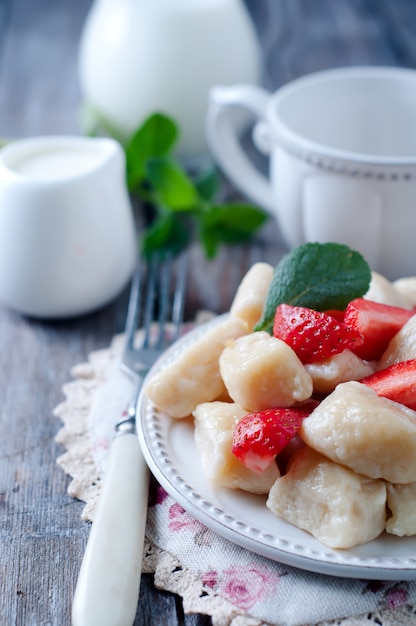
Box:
54 323 416 626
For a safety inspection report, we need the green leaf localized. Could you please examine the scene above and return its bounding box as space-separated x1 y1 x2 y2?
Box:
199 221 249 247
141 211 190 258
84 106 272 260
199 203 268 249
126 113 178 190
194 167 220 201
147 158 198 210
254 242 371 333
199 226 220 259
204 203 268 233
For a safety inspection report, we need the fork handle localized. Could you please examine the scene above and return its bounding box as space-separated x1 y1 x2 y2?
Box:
72 433 149 626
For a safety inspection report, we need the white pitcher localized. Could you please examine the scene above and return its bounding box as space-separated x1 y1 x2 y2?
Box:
78 0 261 159
0 136 136 318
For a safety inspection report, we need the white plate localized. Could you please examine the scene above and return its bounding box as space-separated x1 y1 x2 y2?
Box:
137 315 416 580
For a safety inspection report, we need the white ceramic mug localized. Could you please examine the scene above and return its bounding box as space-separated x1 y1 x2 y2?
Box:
206 66 416 279
0 136 137 318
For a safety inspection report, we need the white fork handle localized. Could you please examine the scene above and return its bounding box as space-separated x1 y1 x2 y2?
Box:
72 433 149 626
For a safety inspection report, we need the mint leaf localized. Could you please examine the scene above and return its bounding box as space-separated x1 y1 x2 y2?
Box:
84 106 270 260
141 211 190 257
255 243 371 333
126 113 178 190
204 203 268 235
194 167 220 201
147 157 197 210
199 203 268 255
199 227 220 259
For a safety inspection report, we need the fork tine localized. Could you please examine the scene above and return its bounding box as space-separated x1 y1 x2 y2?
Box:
171 253 187 342
124 257 143 352
142 254 159 349
122 251 187 375
154 252 173 350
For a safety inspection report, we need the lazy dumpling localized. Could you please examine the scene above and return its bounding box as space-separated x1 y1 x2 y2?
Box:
305 349 374 394
230 262 273 329
379 314 416 368
300 381 416 484
193 401 280 493
219 332 313 411
386 482 416 537
267 446 386 549
145 317 248 418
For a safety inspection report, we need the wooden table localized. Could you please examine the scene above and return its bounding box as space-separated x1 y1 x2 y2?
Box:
1 1 416 624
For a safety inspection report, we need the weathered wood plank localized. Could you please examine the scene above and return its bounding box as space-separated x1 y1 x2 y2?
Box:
1 1 416 625
0 0 90 137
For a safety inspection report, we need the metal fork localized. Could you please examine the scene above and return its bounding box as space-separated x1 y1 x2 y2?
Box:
72 251 187 626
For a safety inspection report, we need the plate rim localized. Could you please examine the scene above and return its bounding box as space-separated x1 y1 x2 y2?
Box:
137 314 416 580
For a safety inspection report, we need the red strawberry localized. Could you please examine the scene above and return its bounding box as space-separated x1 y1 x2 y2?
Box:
273 304 363 364
343 298 414 361
275 434 306 475
324 309 345 322
360 359 416 410
232 401 318 474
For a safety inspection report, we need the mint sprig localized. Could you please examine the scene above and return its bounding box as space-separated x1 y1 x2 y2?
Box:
255 243 371 333
126 114 178 191
82 106 268 259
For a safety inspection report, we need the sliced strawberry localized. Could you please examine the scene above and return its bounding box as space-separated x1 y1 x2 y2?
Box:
275 434 305 475
343 298 414 361
273 304 363 364
360 359 416 410
324 309 345 322
232 401 318 474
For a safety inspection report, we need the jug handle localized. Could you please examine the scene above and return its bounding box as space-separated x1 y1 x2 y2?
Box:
206 85 275 214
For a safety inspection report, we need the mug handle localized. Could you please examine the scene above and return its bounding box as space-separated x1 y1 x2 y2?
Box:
206 85 275 213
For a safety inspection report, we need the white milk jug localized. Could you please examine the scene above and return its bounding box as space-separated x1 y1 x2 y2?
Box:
0 136 136 318
78 0 261 159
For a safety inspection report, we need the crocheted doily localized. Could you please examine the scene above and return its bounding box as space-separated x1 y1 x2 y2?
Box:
54 327 416 626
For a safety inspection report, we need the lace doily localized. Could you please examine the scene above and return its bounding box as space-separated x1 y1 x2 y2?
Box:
54 326 416 626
